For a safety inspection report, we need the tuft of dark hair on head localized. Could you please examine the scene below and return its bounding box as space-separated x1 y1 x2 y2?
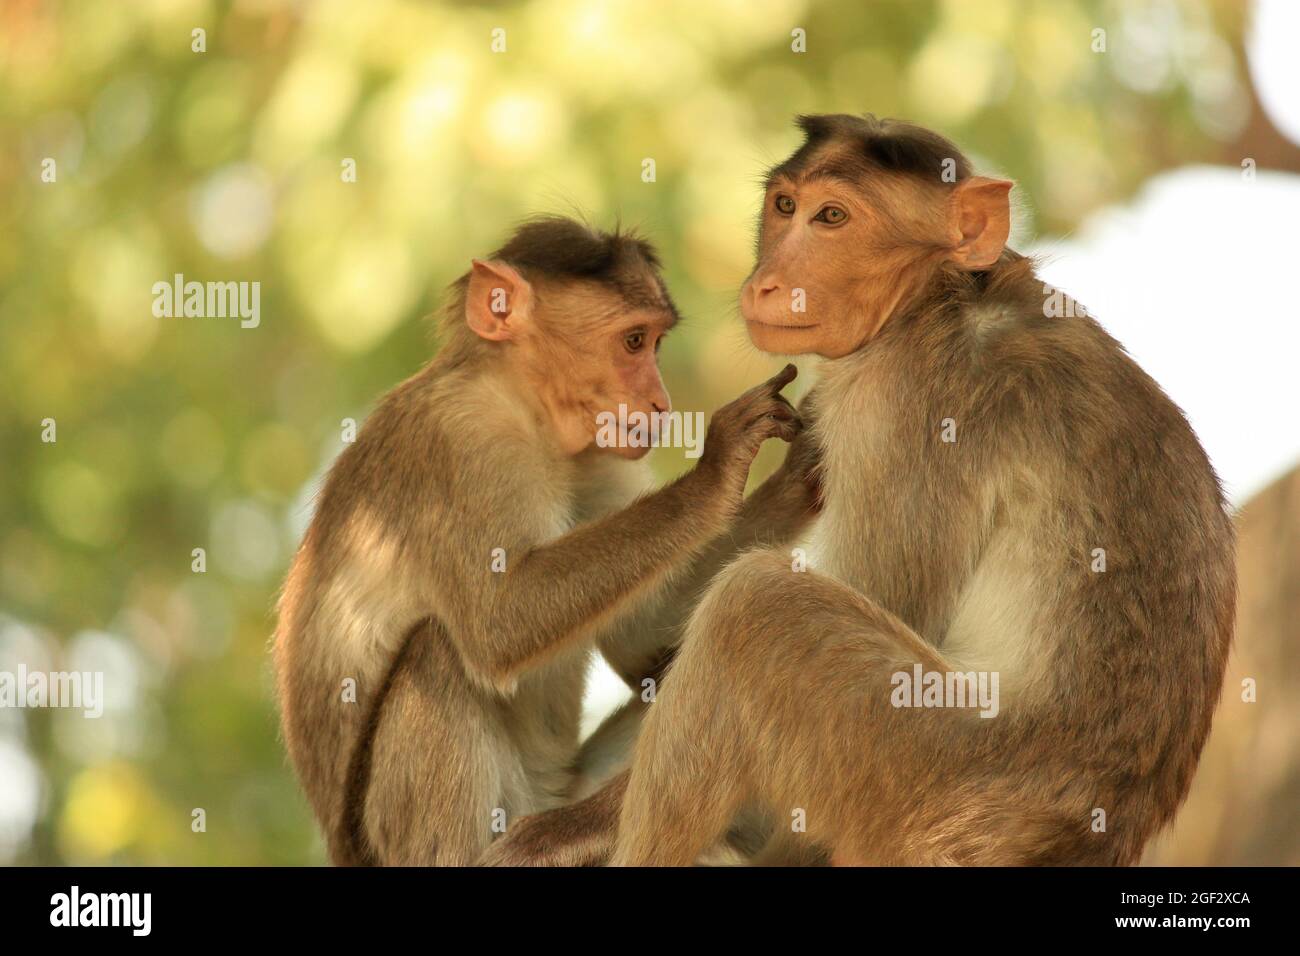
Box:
491 215 663 285
775 113 974 185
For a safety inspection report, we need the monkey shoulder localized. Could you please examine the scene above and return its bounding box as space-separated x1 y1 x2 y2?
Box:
312 369 565 554
961 302 1227 535
962 305 1163 432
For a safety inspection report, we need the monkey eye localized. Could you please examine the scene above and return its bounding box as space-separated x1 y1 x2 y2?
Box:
775 195 796 215
624 331 647 353
814 205 848 225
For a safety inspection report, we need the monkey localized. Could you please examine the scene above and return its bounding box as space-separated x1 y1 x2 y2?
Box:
271 215 811 866
485 115 1236 867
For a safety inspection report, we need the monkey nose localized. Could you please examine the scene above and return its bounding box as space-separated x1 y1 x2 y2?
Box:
743 277 777 311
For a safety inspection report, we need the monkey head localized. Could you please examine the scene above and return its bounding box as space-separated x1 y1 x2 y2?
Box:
741 114 1013 358
462 218 677 459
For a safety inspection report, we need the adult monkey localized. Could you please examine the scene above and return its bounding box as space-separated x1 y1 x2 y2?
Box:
488 115 1235 867
273 217 814 866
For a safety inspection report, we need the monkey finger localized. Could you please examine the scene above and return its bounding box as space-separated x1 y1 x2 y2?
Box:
771 417 802 443
742 405 794 433
765 363 799 393
767 401 798 422
772 394 798 418
737 364 799 407
755 409 802 438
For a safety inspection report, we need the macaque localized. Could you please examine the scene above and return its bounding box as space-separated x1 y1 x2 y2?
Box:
272 216 813 865
492 115 1236 867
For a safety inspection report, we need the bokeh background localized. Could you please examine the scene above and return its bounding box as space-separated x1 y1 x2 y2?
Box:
1 0 1297 865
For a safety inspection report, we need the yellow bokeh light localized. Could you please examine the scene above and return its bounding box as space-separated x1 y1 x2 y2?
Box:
58 762 156 861
38 461 123 548
476 89 566 166
71 227 162 364
907 31 1009 123
254 52 360 169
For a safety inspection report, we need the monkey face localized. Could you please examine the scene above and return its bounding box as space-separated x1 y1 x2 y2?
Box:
463 241 678 459
589 304 675 460
741 129 1012 360
529 286 676 459
742 167 935 359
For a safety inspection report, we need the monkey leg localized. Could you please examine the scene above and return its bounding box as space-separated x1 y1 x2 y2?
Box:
610 548 827 866
479 679 776 867
612 548 1057 867
363 623 524 866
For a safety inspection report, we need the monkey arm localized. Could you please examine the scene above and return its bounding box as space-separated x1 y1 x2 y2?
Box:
733 460 820 546
444 463 736 693
434 364 802 694
570 700 647 799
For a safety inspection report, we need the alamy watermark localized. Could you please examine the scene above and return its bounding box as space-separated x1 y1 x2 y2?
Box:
595 405 705 458
50 886 151 936
152 273 260 328
0 665 104 718
890 664 999 718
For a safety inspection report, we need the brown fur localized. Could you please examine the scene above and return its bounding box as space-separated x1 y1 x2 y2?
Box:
478 116 1234 867
607 115 1235 866
272 218 809 865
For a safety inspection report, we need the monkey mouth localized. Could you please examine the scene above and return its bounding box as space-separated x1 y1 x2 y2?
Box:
744 317 818 330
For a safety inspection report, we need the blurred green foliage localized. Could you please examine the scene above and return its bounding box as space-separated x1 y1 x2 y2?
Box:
0 0 1251 863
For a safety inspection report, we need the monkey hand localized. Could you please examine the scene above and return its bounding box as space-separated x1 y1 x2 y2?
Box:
701 364 802 509
770 395 824 515
768 434 824 521
476 806 615 867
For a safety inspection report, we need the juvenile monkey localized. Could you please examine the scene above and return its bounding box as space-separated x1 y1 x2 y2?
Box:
272 217 807 866
493 115 1236 867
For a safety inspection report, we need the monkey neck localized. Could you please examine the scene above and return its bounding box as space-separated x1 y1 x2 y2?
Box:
817 249 1042 434
850 249 1039 357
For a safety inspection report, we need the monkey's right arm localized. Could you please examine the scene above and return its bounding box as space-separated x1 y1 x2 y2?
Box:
444 367 801 693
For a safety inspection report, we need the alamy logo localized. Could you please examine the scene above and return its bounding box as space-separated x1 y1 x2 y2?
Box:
50 886 151 936
594 406 706 458
890 664 1000 718
152 273 260 328
0 666 103 718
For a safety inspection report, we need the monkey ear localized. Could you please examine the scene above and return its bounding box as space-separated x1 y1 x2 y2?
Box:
947 177 1013 270
466 259 532 341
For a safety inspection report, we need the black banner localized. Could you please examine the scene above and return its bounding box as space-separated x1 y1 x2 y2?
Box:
0 866 1281 942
